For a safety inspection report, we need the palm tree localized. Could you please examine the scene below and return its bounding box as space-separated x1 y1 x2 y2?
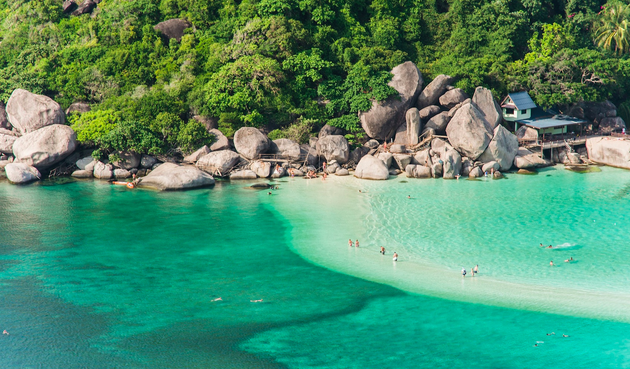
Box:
593 2 630 55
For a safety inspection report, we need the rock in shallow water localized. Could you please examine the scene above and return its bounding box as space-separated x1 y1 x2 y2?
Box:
139 163 215 190
4 163 40 184
354 155 389 180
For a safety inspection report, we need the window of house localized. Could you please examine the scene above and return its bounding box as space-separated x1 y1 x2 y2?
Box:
505 108 514 115
521 109 527 114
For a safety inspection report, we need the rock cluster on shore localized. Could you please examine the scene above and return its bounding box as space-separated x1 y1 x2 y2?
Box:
1 62 629 188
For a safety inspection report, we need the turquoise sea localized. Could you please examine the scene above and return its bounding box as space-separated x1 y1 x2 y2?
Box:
1 166 630 368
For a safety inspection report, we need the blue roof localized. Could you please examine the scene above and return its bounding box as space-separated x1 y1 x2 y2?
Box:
505 92 537 110
517 108 586 129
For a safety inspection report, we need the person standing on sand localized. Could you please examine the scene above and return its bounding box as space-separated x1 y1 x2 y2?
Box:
471 267 475 277
355 240 359 248
474 265 478 275
462 268 467 277
380 246 385 255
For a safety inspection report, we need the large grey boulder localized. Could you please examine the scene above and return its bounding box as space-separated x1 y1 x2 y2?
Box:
513 148 548 169
76 156 94 170
377 152 393 168
599 117 626 134
477 125 519 171
364 139 380 149
139 163 215 190
300 144 319 166
405 108 421 145
71 0 96 15
472 87 502 129
140 155 158 169
586 137 630 169
112 151 140 169
0 102 9 129
482 161 500 173
516 126 538 143
114 169 131 179
354 155 389 180
439 88 469 109
469 166 483 178
6 89 66 134
431 162 443 178
12 125 77 169
251 160 272 178
448 98 471 118
424 112 450 135
350 146 370 164
93 161 113 179
183 145 210 163
405 164 431 178
5 163 40 184
209 129 230 151
233 127 269 160
154 19 191 41
359 62 423 140
418 105 441 121
442 149 462 179
430 138 453 159
196 150 241 175
63 0 78 14
316 135 349 164
0 133 17 154
230 170 257 180
416 74 454 110
446 103 493 160
393 154 412 171
583 100 616 124
65 102 90 115
270 138 301 160
335 168 349 176
71 169 92 178
319 124 344 138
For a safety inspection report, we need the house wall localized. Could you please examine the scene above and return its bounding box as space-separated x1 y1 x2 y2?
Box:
503 108 531 121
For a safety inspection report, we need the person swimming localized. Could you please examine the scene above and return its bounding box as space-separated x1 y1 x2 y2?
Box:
355 240 359 248
349 239 353 247
2 330 8 335
380 246 385 255
546 332 555 336
462 268 467 277
212 297 222 302
564 257 574 262
393 252 398 261
550 260 554 266
473 265 478 274
407 195 411 199
562 334 570 337
250 299 263 303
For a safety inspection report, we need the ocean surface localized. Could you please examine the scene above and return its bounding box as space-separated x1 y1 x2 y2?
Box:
0 166 629 368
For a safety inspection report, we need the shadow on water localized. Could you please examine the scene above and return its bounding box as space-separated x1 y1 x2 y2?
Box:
613 183 630 199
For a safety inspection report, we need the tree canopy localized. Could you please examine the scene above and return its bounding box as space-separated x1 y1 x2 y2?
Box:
1 0 630 155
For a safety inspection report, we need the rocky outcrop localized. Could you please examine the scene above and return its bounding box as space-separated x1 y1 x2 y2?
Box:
270 138 301 160
0 102 9 129
583 100 616 124
72 0 96 15
405 108 421 145
442 149 462 179
4 163 40 184
12 125 77 169
482 161 500 173
65 102 90 115
354 155 389 180
62 0 78 14
300 144 319 166
424 112 450 135
318 124 343 138
114 169 131 179
477 125 518 171
93 161 113 179
196 150 241 175
438 88 468 109
76 156 94 170
468 166 483 178
416 74 454 109
350 146 370 164
586 137 630 169
271 166 286 178
183 145 210 163
335 168 349 176
233 127 269 160
393 154 412 171
251 160 271 178
154 19 192 41
446 103 492 160
516 126 538 142
139 163 215 190
405 164 431 178
209 129 230 151
230 170 257 180
431 162 443 178
140 155 158 168
359 62 423 140
377 152 393 168
364 139 379 149
71 169 93 178
448 98 471 118
599 117 626 134
0 133 17 154
513 148 548 169
472 87 502 129
418 105 441 121
6 89 66 134
112 151 140 170
316 135 349 164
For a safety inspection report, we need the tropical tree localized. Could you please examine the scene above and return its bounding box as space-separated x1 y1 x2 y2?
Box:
593 2 630 55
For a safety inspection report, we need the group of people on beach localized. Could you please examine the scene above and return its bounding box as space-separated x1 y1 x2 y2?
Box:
461 265 479 277
348 239 398 261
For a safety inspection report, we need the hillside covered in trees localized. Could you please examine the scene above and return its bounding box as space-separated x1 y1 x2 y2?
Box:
1 0 630 157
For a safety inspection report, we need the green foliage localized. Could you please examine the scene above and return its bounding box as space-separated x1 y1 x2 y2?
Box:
177 120 215 154
1 0 630 150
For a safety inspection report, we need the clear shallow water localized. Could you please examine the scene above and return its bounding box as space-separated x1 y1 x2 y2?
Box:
0 167 629 368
